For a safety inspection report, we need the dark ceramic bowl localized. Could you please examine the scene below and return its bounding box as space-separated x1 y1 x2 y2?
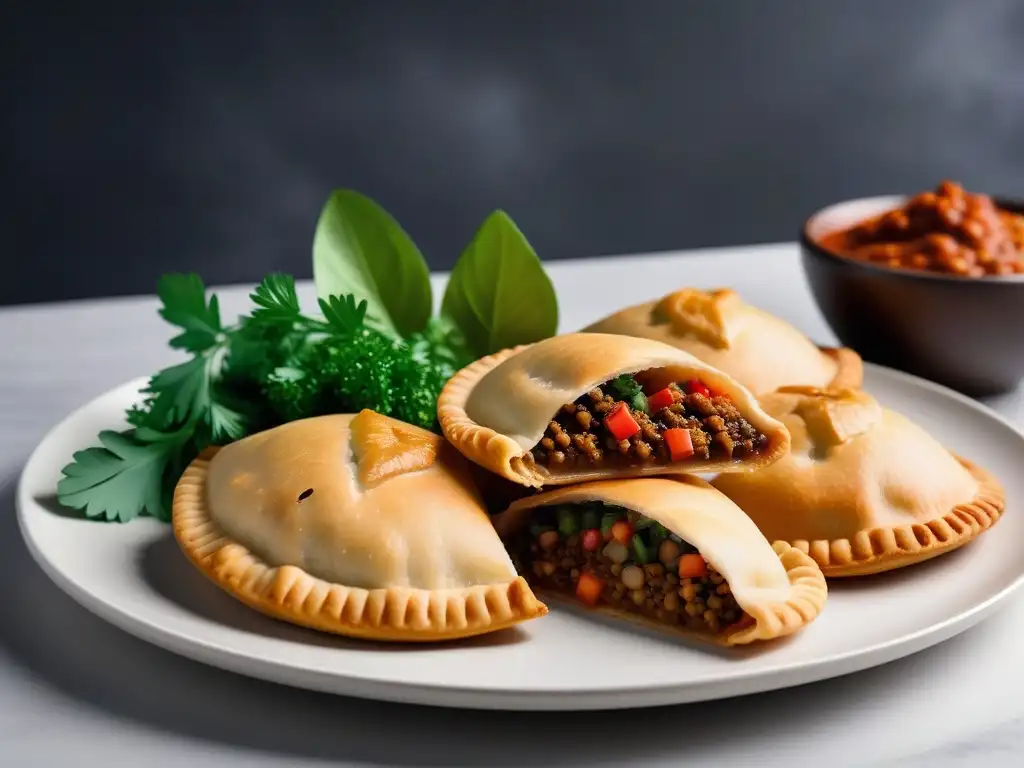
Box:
800 194 1024 397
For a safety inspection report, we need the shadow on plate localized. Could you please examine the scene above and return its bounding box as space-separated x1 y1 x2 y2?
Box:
136 530 530 651
32 491 105 520
1 472 1009 766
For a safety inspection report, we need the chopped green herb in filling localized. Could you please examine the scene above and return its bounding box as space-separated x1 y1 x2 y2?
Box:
509 501 752 635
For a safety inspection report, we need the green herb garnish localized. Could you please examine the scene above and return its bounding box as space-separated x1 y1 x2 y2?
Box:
312 189 432 338
610 374 647 413
441 210 559 359
57 188 562 524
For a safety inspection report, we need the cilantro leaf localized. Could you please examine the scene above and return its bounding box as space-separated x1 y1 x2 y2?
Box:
610 374 648 413
318 294 367 334
158 273 223 353
209 399 248 442
611 374 642 400
250 273 302 323
141 356 212 428
57 429 182 522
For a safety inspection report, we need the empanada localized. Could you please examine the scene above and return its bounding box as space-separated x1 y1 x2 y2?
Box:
492 476 828 646
711 387 1006 576
172 410 548 641
437 332 790 487
582 287 862 395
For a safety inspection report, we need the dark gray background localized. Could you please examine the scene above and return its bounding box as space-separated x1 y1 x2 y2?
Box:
4 0 1023 306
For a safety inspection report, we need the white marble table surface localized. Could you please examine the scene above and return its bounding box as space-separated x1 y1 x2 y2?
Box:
1 243 1022 767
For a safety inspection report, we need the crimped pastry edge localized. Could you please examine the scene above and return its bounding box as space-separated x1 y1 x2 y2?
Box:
436 343 791 488
171 447 548 642
786 455 1005 578
819 346 864 391
526 541 827 647
436 344 547 486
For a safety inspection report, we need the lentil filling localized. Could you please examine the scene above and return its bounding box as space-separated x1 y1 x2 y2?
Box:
507 501 753 635
526 375 768 469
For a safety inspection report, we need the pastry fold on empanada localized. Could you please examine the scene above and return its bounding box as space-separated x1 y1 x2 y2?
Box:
582 287 862 395
437 333 790 488
172 410 547 641
492 476 828 646
711 387 1006 577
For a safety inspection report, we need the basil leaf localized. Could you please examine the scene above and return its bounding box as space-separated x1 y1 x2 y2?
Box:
312 189 432 338
441 210 558 358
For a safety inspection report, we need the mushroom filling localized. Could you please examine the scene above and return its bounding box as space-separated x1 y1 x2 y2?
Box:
526 376 768 469
508 501 753 635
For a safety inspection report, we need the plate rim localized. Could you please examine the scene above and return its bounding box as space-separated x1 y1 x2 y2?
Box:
15 364 1024 710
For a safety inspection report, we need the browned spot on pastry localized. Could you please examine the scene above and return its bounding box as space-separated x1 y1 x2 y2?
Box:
297 488 314 502
350 409 441 488
652 288 742 349
784 386 882 448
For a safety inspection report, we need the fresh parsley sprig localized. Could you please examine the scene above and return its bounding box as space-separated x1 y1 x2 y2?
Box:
57 274 372 523
57 188 562 526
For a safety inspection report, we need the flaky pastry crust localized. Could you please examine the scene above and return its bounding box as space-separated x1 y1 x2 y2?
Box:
172 412 547 641
582 288 863 395
712 387 1006 577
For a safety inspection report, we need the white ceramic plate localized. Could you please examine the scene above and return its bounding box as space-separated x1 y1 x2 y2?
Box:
16 366 1024 711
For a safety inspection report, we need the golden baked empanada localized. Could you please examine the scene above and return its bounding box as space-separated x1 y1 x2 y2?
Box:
711 387 1006 576
492 476 828 646
582 288 862 395
172 410 547 641
437 332 790 488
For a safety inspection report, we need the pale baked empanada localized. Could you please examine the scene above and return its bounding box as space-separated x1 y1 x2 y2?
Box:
172 410 547 641
582 288 862 395
492 476 828 646
711 387 1006 577
437 333 790 488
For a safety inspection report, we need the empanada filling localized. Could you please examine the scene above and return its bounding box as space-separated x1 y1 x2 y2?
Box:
507 502 753 636
527 376 769 470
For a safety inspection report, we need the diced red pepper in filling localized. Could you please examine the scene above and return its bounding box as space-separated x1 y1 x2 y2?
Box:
576 572 604 606
581 529 602 552
678 553 708 579
610 520 633 545
663 428 694 461
604 401 641 440
646 387 676 412
685 379 711 398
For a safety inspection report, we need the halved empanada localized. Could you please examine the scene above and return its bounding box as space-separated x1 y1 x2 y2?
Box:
437 332 790 488
582 288 863 395
711 387 1006 577
492 476 828 646
172 410 547 641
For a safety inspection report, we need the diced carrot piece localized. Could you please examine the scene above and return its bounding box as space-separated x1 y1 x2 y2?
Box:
646 387 676 412
685 380 711 398
604 401 641 440
610 520 633 545
581 529 602 552
678 553 708 579
576 572 604 606
663 428 694 461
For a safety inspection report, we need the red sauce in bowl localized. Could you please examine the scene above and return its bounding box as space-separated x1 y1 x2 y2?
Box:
817 181 1024 277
